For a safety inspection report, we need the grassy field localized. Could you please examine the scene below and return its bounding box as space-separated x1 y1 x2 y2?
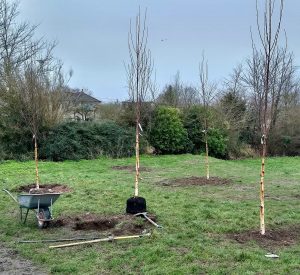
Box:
0 155 299 274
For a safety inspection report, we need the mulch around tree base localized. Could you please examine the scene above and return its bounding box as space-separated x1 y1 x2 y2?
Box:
228 224 300 249
112 165 152 172
13 183 71 194
160 176 232 187
50 213 157 235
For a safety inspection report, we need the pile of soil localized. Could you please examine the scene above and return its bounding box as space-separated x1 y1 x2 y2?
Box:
50 213 157 235
228 224 300 249
160 176 232 187
112 165 151 172
13 183 71 194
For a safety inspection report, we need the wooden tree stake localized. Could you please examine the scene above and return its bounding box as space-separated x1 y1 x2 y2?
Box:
204 118 209 180
260 135 266 235
34 135 40 189
135 122 140 197
205 131 209 180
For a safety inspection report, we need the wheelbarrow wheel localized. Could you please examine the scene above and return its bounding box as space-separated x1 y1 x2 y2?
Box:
37 209 50 229
37 219 49 229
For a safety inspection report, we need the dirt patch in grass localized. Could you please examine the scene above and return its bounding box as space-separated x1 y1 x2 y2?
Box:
112 165 152 172
228 224 300 249
13 183 71 194
160 176 232 187
50 213 156 235
265 194 300 201
0 245 47 274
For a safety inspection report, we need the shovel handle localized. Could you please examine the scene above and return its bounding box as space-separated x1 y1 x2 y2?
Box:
144 215 163 228
2 189 18 204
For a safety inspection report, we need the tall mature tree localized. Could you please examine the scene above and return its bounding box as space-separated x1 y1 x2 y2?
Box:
199 53 217 180
0 0 46 72
125 7 153 197
221 64 247 130
253 0 284 235
158 72 198 109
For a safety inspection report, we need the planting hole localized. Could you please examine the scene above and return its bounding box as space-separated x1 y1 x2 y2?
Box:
228 224 300 249
50 213 157 235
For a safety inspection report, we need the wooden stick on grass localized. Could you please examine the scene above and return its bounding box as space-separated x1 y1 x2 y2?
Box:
49 233 151 249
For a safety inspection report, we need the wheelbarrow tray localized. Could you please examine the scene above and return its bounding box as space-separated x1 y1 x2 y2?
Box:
18 193 60 209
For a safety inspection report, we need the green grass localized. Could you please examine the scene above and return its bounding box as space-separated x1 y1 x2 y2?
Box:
0 155 299 274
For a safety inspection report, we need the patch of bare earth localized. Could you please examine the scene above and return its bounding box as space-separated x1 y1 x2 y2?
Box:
228 224 300 249
112 165 151 172
160 176 232 187
265 194 300 201
13 183 71 194
0 245 47 274
50 213 156 235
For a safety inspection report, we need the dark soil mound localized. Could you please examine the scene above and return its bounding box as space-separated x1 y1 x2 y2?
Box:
160 176 231 187
14 183 71 194
50 213 157 235
228 224 300 249
112 165 151 172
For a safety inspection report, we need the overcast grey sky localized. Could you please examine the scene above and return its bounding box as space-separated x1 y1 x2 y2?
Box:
18 0 300 102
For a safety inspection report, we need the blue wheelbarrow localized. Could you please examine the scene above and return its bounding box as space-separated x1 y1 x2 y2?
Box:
3 189 61 229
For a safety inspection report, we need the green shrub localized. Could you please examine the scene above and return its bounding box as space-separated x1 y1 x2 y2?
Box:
0 121 34 160
182 106 206 153
149 106 192 154
40 121 135 161
207 128 228 158
182 106 228 158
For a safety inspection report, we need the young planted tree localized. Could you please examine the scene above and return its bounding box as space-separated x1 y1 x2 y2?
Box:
253 0 284 235
125 8 153 212
199 53 217 180
0 0 68 190
15 55 66 190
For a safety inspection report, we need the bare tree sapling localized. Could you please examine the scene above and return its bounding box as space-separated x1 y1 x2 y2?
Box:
199 53 217 180
125 8 153 213
253 0 284 235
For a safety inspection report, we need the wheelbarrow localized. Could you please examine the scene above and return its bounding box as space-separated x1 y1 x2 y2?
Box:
3 189 61 229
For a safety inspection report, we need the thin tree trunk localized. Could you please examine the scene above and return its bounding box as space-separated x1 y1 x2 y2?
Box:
260 134 266 235
205 138 209 180
135 122 140 197
204 118 209 180
34 136 40 189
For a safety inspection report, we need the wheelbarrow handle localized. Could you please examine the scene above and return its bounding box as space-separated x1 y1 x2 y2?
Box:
2 189 18 204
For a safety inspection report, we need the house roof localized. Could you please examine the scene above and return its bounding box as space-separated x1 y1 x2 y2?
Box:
66 90 101 104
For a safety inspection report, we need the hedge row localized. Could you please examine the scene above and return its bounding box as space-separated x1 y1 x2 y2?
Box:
0 107 230 161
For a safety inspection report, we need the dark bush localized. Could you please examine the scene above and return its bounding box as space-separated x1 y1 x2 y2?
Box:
206 128 228 158
149 106 192 154
40 121 135 161
182 106 228 158
182 106 206 153
0 120 34 160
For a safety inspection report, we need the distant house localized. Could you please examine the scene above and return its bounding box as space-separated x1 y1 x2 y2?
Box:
65 89 102 121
